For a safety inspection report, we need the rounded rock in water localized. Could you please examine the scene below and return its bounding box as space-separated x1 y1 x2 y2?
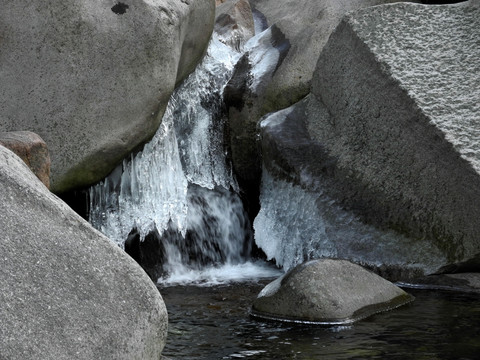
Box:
251 258 414 325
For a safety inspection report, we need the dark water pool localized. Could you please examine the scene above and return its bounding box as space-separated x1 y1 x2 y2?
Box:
159 281 480 359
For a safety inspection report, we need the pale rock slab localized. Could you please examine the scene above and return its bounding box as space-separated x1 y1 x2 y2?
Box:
0 145 168 359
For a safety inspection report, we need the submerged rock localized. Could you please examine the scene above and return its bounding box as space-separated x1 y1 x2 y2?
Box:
0 145 168 360
252 259 413 325
0 131 51 189
406 273 480 294
0 0 215 193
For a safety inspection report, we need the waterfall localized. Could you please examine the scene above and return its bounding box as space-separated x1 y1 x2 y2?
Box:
89 35 266 283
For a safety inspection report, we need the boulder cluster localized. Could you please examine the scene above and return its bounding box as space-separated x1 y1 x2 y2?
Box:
1 0 479 356
0 0 214 358
224 0 480 277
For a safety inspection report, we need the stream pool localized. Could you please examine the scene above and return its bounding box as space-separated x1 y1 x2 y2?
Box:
159 277 480 360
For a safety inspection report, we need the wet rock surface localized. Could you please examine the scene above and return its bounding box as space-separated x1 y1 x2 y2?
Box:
251 259 414 324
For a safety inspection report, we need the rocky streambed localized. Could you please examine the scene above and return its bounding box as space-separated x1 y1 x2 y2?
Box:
160 278 480 360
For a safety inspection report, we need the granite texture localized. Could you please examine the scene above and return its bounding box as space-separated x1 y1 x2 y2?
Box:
308 1 480 266
0 145 168 359
0 0 215 193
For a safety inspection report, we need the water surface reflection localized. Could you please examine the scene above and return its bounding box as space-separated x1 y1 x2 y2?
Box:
160 281 480 359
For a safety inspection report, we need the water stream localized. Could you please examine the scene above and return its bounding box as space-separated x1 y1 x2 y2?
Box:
89 34 262 281
160 282 480 360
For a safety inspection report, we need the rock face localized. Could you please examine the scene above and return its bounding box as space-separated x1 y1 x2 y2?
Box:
255 1 480 276
251 259 413 324
310 1 480 267
255 98 446 276
0 0 215 193
247 0 411 110
224 0 415 210
215 0 255 50
0 131 51 189
0 145 168 359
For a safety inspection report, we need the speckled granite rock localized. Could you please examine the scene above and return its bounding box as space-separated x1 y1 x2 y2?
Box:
0 131 51 189
0 0 215 193
252 259 413 324
253 1 480 276
307 1 480 267
0 145 168 360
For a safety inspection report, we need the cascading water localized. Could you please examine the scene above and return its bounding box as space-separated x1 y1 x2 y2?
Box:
88 34 271 283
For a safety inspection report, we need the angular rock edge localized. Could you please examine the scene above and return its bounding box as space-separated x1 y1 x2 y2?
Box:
308 1 480 267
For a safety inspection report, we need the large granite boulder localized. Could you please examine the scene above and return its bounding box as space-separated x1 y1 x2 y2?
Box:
0 0 215 193
255 97 445 277
0 131 51 189
0 145 168 359
251 259 414 324
255 1 480 277
224 0 416 210
310 1 480 268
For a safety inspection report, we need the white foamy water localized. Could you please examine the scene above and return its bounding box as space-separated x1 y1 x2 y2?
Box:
157 261 283 287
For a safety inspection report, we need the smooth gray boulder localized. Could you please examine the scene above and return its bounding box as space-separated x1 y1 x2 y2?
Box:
0 0 215 193
0 145 168 360
252 259 413 324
